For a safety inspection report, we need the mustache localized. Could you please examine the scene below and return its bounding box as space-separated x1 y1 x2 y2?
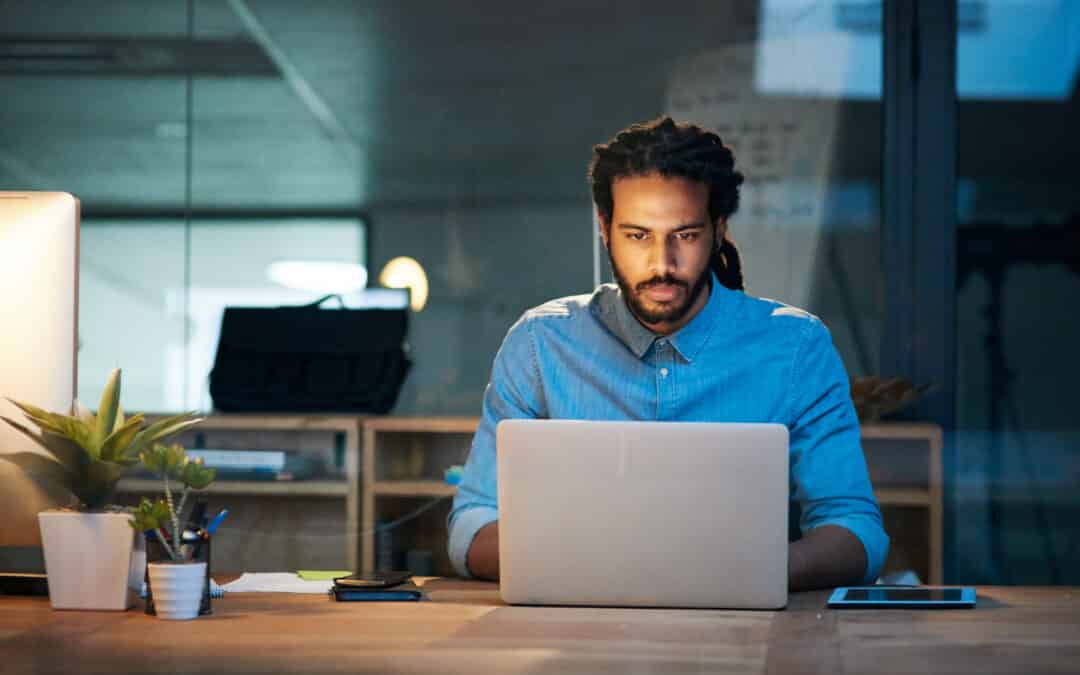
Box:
635 275 688 292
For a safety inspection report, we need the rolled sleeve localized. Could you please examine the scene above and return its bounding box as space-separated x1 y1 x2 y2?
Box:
447 314 546 578
787 318 890 584
447 505 499 578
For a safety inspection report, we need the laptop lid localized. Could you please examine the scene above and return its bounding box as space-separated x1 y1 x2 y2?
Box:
496 420 789 609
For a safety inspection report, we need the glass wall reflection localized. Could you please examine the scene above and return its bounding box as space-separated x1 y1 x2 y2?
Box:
953 0 1080 584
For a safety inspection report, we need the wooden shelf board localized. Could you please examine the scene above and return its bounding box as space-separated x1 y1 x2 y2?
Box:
876 487 932 506
372 481 457 497
861 422 942 441
116 478 348 498
138 413 360 432
363 417 479 434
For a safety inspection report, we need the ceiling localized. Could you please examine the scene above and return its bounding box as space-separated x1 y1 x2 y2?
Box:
0 0 762 210
0 0 1076 213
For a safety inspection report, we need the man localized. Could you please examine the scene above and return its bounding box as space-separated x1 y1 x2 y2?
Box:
447 117 888 590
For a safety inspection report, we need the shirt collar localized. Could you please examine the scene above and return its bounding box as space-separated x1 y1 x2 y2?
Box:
590 271 736 362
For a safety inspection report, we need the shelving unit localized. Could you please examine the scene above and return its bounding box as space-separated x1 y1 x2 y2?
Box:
120 413 939 581
361 416 478 575
358 418 943 583
861 422 943 584
116 413 362 572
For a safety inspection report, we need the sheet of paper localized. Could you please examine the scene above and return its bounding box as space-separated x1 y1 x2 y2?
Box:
297 570 350 581
221 572 333 594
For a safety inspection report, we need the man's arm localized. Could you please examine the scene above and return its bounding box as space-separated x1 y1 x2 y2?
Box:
447 315 544 579
786 317 889 587
465 521 500 580
464 522 867 588
789 524 867 591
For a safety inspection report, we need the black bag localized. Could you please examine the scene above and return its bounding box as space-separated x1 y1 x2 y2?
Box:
209 295 411 413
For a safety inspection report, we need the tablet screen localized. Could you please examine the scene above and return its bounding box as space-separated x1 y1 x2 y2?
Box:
843 588 963 602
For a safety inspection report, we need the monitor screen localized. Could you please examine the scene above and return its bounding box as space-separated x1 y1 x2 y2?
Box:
0 192 79 572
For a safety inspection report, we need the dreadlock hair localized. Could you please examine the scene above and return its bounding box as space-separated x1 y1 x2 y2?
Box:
587 116 746 291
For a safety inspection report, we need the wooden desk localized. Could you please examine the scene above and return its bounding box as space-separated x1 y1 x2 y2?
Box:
2 580 1078 674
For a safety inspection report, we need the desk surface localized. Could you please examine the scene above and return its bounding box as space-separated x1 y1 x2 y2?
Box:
2 580 1078 674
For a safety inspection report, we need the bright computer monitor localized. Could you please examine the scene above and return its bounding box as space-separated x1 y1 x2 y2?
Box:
0 191 79 572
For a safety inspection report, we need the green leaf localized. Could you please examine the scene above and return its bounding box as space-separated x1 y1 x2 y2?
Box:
90 369 122 451
5 399 68 435
127 416 202 461
131 498 170 532
72 399 96 424
178 457 216 490
77 461 125 510
100 413 145 463
135 414 202 445
139 442 187 478
56 416 94 456
1 415 86 472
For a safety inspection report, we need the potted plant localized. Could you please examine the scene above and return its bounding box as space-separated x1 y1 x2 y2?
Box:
0 368 201 610
131 442 216 620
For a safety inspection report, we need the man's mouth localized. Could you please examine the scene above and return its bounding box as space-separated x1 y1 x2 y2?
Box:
642 283 682 302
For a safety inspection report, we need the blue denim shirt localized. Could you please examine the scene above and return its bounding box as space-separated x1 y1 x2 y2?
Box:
448 273 888 583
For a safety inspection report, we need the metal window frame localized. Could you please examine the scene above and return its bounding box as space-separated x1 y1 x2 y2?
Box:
883 0 958 581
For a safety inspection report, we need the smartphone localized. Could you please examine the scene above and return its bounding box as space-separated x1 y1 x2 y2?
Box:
828 586 976 609
332 571 413 589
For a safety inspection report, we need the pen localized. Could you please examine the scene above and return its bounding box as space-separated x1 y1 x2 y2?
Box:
206 508 229 536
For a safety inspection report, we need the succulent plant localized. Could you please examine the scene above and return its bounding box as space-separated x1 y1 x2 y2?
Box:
1 368 202 511
850 376 936 422
131 442 216 561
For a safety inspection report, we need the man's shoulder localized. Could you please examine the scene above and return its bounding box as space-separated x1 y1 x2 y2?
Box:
519 289 600 324
740 292 822 329
733 293 829 352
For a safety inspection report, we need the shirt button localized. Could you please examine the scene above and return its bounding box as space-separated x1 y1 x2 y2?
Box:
660 368 669 378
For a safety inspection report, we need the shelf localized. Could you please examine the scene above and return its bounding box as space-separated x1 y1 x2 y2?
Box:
372 481 457 497
875 487 932 506
139 412 361 432
362 417 478 434
116 478 349 498
861 422 942 442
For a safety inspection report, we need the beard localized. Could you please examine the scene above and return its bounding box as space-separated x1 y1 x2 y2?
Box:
607 248 711 328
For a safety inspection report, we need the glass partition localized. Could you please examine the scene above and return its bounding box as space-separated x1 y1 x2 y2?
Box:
953 0 1080 584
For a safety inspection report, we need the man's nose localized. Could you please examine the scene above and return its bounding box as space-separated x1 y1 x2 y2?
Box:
648 238 678 277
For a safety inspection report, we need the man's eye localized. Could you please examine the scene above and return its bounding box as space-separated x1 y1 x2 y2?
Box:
677 231 700 241
628 232 648 241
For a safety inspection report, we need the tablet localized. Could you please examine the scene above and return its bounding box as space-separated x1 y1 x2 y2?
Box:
827 586 976 609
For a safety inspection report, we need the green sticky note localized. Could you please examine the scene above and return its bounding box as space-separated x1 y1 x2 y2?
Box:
297 570 351 581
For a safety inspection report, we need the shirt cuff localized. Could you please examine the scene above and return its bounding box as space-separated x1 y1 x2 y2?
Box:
447 505 499 579
810 515 891 585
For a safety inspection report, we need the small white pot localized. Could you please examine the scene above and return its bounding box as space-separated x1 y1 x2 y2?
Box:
38 510 144 611
148 562 206 620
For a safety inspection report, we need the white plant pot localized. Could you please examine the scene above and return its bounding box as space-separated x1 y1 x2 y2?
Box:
148 562 206 620
37 510 144 611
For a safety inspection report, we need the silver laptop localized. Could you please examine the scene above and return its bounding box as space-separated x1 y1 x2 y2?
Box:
496 420 789 609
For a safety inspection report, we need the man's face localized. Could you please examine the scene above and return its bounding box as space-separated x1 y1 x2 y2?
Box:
602 173 720 335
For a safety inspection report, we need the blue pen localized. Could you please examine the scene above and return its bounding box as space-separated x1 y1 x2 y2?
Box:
206 508 229 536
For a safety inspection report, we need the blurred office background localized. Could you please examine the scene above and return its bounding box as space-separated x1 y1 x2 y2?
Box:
1 0 1077 584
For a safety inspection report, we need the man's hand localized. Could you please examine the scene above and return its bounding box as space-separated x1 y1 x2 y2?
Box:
465 521 500 580
788 524 868 591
